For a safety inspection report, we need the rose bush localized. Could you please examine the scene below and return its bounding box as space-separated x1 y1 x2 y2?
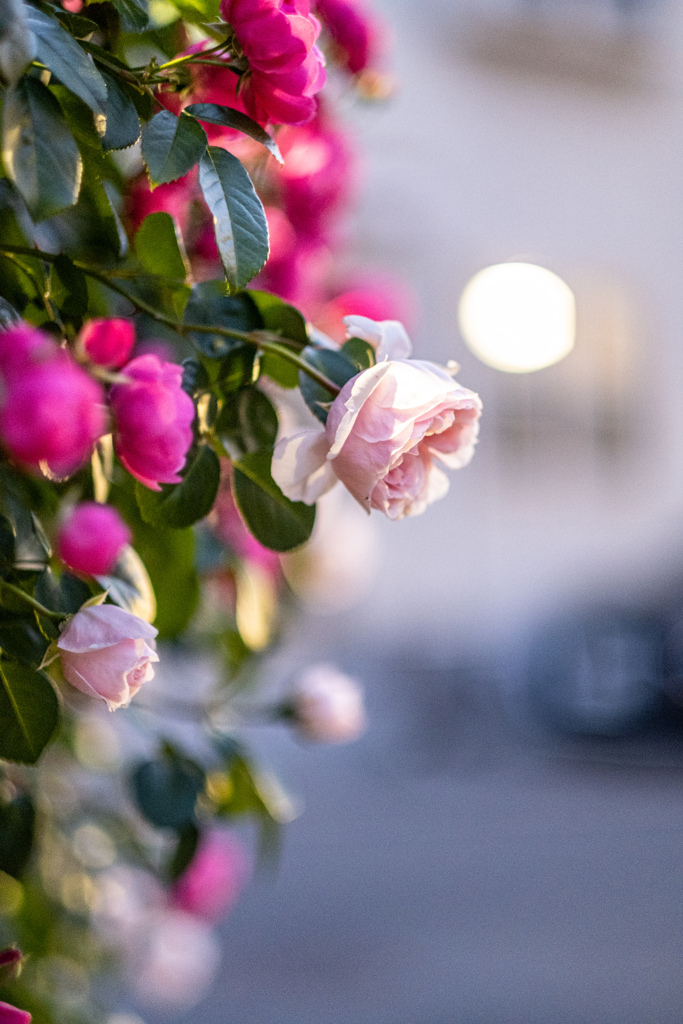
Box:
57 605 159 711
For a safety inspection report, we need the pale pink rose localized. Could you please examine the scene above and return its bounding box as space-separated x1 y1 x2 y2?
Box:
110 354 195 491
272 318 482 519
79 318 135 369
0 1002 31 1024
56 502 131 577
57 605 159 711
289 663 366 743
0 325 106 476
172 831 251 921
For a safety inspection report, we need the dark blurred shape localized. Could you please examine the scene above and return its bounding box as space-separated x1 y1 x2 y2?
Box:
522 610 665 736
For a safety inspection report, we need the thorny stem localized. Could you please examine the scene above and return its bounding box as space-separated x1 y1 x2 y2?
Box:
0 246 342 396
0 581 65 622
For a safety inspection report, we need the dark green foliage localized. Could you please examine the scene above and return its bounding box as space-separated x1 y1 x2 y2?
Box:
232 451 316 552
298 346 360 424
0 664 60 764
0 794 35 877
131 746 205 828
135 444 221 529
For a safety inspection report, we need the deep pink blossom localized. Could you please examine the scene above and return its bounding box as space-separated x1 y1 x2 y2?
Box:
172 831 251 921
0 326 105 476
57 502 131 576
0 1002 31 1024
110 355 195 491
315 0 382 74
316 274 417 342
80 319 135 369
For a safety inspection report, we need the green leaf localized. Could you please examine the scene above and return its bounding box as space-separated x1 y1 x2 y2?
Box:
216 387 278 460
2 77 82 221
34 569 91 614
0 616 50 669
217 344 258 394
0 795 35 877
185 103 282 163
299 346 359 425
341 336 376 371
102 71 141 151
93 0 149 32
48 254 88 322
232 450 315 552
184 281 261 358
135 445 220 529
131 748 205 829
0 663 59 765
0 512 16 572
169 0 219 23
96 544 156 623
167 822 200 882
142 110 207 187
181 357 210 397
53 9 100 37
135 211 188 282
248 289 307 345
24 6 107 114
198 146 269 290
0 0 35 88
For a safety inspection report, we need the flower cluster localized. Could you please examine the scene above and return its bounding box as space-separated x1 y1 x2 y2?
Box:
273 316 482 519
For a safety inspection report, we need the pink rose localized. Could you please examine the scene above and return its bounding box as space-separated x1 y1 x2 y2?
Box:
172 831 251 921
56 502 132 576
57 604 159 711
79 319 135 369
0 325 106 477
289 663 366 743
0 1003 31 1024
110 354 195 491
315 275 417 343
272 317 482 519
315 0 383 74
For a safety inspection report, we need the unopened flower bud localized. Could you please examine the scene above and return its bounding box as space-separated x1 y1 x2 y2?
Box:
56 502 131 577
288 663 366 743
79 319 135 369
0 948 23 985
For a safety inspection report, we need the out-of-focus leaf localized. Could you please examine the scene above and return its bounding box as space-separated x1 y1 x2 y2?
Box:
34 569 91 614
184 281 261 358
0 296 21 329
166 822 200 881
2 77 82 221
185 103 282 163
135 445 220 530
232 450 315 552
131 748 205 829
135 211 188 282
90 0 149 31
102 70 141 151
0 663 59 764
216 387 278 460
0 615 49 668
217 344 258 394
0 794 35 877
168 0 219 24
48 254 88 322
198 146 269 290
0 0 35 88
298 345 359 425
96 544 157 623
24 6 107 114
142 110 207 187
181 357 210 397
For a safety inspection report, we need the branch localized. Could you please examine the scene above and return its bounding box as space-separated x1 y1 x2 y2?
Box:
0 581 65 623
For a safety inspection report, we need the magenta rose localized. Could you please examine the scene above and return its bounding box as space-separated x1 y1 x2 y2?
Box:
0 325 106 477
315 0 382 74
172 831 251 921
272 316 482 519
79 318 135 369
56 502 132 576
110 354 195 491
57 604 158 711
0 1003 31 1024
288 663 366 743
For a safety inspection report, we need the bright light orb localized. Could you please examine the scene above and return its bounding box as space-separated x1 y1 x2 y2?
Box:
458 262 576 373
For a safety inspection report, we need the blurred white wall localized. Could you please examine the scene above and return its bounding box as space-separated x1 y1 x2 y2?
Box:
319 0 683 659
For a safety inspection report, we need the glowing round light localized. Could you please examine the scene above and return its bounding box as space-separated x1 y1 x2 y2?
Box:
458 262 576 373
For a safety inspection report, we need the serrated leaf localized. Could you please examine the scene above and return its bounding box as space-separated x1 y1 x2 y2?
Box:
0 662 59 764
199 146 269 290
216 387 278 460
135 211 188 282
185 103 282 163
102 70 141 151
0 0 35 88
142 109 207 187
2 77 82 221
25 6 107 114
184 280 261 358
298 346 359 425
0 794 35 877
232 450 315 552
135 445 220 529
48 254 88 321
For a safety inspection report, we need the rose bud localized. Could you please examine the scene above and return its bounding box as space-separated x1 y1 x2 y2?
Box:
287 663 366 743
0 325 106 477
79 319 135 369
56 502 131 577
0 948 23 985
172 831 251 921
0 1003 31 1024
316 0 384 75
272 316 482 519
57 604 158 711
110 354 195 491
